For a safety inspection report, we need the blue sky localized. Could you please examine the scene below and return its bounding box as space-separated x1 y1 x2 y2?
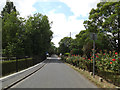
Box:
0 0 100 47
33 2 74 18
33 1 89 21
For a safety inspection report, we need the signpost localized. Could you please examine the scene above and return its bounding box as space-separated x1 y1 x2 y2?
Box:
90 33 97 78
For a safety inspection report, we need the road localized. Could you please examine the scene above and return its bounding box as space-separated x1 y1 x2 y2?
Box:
11 55 97 88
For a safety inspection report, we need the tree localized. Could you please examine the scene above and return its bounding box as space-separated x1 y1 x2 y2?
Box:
70 29 113 58
2 11 25 58
1 0 17 18
2 1 53 62
1 1 25 58
72 30 91 57
25 13 53 61
84 2 120 52
48 42 57 55
58 37 73 55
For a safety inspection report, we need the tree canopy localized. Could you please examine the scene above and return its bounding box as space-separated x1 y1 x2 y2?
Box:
58 37 73 55
84 2 120 52
2 1 53 61
58 1 120 57
1 1 17 18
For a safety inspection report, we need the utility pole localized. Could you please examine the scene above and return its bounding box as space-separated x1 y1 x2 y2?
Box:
70 32 71 38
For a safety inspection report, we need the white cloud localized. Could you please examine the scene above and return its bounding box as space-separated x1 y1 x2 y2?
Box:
0 0 101 47
59 0 100 17
0 0 6 13
13 0 38 18
48 10 85 47
49 0 100 47
0 0 100 18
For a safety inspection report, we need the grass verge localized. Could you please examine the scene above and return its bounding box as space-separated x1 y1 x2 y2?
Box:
65 63 119 88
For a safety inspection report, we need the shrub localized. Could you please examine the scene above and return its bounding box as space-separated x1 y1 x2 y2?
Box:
64 53 70 56
2 58 33 76
71 49 83 56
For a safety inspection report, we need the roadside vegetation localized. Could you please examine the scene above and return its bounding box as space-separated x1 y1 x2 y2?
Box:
61 51 120 87
58 1 120 88
1 58 33 77
1 1 55 76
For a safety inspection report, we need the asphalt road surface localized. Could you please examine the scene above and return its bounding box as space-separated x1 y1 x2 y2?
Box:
11 55 97 88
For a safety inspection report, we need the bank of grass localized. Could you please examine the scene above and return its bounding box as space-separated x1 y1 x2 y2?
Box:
65 63 119 88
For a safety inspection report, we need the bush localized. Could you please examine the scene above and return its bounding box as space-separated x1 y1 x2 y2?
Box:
2 58 33 76
71 49 83 56
64 53 70 56
62 50 120 87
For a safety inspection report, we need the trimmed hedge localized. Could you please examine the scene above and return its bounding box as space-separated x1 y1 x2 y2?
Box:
2 58 33 76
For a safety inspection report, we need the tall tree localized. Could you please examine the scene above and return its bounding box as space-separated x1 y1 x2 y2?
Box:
2 1 53 61
73 30 91 57
2 11 25 58
84 2 120 52
25 13 53 61
1 0 17 18
71 30 113 58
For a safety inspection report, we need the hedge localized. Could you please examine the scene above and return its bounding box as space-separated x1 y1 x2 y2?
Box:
1 58 33 77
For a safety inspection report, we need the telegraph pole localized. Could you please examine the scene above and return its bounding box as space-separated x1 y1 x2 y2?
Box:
70 32 71 38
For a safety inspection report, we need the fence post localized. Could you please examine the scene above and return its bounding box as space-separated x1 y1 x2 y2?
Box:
33 57 34 66
25 56 27 68
16 57 18 72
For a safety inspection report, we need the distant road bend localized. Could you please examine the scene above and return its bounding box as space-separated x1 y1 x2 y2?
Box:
11 54 97 88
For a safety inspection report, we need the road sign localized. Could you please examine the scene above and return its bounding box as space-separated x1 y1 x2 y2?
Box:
90 33 97 78
90 33 97 40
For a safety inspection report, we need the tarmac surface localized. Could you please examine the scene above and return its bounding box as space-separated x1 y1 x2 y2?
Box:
11 55 97 88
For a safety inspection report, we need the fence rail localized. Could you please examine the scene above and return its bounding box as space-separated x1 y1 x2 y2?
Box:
1 57 33 77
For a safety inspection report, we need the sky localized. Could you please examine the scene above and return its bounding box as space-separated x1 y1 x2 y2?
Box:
0 0 100 47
